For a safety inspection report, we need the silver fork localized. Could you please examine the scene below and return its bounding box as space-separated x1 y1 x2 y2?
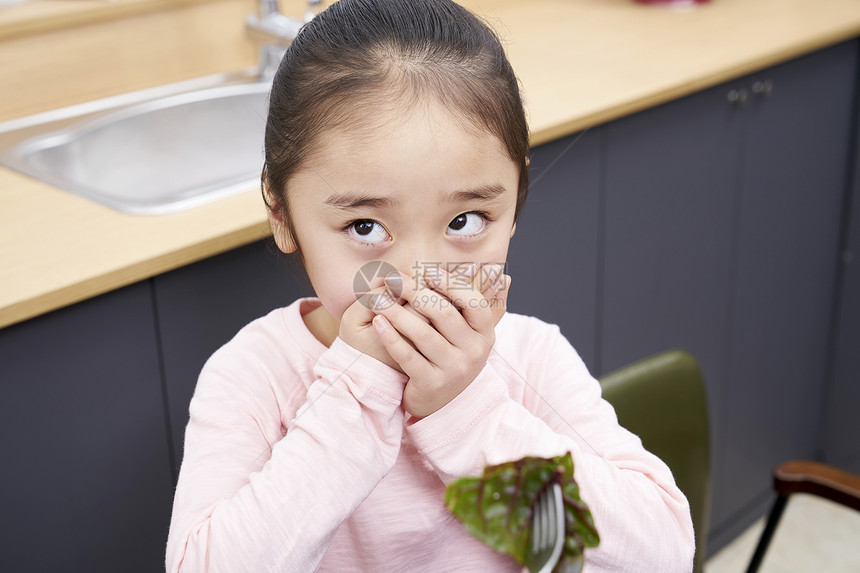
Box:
525 482 565 573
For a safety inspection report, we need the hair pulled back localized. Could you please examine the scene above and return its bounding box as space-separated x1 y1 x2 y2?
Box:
263 0 530 260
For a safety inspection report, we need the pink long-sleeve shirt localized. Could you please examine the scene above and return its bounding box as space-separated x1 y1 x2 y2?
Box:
166 297 694 572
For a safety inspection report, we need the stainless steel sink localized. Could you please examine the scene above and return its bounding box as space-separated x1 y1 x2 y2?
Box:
0 74 271 215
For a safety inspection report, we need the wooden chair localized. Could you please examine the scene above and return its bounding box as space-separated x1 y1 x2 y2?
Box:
599 350 711 573
745 460 860 572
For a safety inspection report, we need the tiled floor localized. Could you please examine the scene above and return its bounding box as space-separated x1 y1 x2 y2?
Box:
705 494 860 573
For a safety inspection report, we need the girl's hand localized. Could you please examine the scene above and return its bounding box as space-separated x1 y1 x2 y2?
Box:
339 284 412 373
371 263 511 419
339 264 506 374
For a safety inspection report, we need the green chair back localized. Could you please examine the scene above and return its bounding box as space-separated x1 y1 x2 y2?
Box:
599 350 711 573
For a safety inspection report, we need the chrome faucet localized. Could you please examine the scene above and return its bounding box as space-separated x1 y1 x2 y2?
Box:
246 0 323 79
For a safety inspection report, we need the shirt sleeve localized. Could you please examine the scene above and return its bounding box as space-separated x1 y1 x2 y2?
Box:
166 337 407 573
404 323 695 573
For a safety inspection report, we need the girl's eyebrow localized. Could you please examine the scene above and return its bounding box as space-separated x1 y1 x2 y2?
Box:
324 193 392 210
324 184 507 211
448 183 507 203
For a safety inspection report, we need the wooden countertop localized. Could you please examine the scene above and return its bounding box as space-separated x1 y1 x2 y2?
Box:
2 0 860 329
0 0 212 41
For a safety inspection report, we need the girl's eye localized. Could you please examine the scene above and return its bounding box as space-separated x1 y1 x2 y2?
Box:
347 219 390 244
447 212 489 236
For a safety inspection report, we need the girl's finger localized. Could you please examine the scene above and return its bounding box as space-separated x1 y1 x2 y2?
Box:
374 291 456 364
445 263 507 328
371 313 435 379
390 279 475 350
489 274 511 326
383 272 432 325
402 301 432 324
352 285 396 324
475 263 504 296
422 265 495 340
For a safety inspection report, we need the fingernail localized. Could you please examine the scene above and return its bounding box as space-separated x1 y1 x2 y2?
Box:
491 274 508 291
372 314 389 331
484 265 501 286
463 263 478 280
425 266 444 284
384 271 402 291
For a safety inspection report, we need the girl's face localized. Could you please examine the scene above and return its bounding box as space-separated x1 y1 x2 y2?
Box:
271 100 519 325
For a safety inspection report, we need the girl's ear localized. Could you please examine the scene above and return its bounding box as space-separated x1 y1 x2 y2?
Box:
268 210 298 254
509 222 517 238
264 181 298 254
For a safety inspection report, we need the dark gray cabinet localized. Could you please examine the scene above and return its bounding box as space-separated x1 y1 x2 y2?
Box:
601 79 743 556
152 241 309 476
601 80 740 429
719 41 855 547
600 40 857 552
821 89 860 477
0 245 308 571
0 282 174 572
507 130 602 369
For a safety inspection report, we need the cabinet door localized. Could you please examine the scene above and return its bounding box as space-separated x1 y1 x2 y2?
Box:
602 82 741 382
723 40 858 526
602 81 741 519
506 130 601 370
0 282 173 572
822 124 860 475
153 240 308 476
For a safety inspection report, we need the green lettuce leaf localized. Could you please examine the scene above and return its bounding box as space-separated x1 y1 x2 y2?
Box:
444 453 599 573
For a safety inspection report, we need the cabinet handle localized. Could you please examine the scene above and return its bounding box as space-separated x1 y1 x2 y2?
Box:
727 89 749 105
752 80 774 97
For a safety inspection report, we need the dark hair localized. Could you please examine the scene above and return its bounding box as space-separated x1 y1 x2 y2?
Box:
263 0 529 265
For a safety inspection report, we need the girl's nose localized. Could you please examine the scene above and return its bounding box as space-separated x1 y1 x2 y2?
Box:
391 243 442 290
399 261 432 292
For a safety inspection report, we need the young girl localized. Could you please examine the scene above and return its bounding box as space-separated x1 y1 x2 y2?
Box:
166 0 695 571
